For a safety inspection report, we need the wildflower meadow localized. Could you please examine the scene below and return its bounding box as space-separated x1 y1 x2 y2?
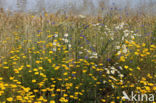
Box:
0 9 156 103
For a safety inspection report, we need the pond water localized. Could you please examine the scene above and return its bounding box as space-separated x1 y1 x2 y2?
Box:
0 0 156 15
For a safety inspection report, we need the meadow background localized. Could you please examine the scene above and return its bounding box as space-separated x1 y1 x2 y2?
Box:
0 0 156 102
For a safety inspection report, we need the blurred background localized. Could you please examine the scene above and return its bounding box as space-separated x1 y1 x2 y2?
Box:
0 0 156 15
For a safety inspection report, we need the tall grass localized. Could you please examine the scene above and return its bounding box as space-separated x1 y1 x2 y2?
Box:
0 10 155 102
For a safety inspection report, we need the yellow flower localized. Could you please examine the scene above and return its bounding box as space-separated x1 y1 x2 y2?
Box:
63 72 68 76
134 52 139 55
7 97 13 102
120 56 125 62
50 100 55 103
146 52 150 55
137 66 141 70
129 68 133 71
82 70 87 73
151 45 156 48
51 94 55 97
96 82 101 84
125 40 129 44
124 65 128 69
70 95 74 98
51 84 55 88
32 79 36 83
140 54 145 57
17 82 21 84
153 87 156 90
54 66 60 70
0 77 3 80
145 86 150 91
38 96 44 101
147 73 152 78
36 60 40 64
29 70 32 72
130 84 134 87
3 66 9 69
26 65 31 68
49 51 53 54
34 72 39 75
136 87 141 90
59 97 68 102
63 94 68 97
41 89 47 92
148 83 154 86
48 59 52 63
34 89 38 93
142 43 146 47
9 77 14 80
23 87 30 92
16 96 22 100
0 91 4 96
38 67 43 70
56 89 61 92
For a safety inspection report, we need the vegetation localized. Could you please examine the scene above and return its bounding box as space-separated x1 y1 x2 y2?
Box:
0 9 156 102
